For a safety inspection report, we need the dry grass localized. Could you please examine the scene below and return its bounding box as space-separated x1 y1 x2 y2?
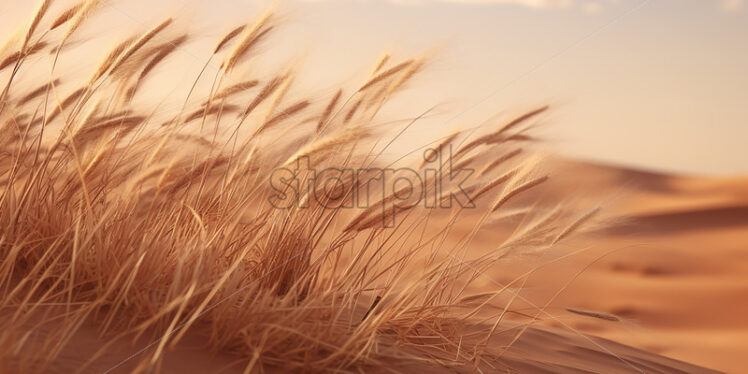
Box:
0 2 591 373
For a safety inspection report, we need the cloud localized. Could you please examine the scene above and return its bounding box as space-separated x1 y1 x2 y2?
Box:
437 0 576 8
300 0 609 9
439 0 608 13
325 0 581 8
301 0 742 13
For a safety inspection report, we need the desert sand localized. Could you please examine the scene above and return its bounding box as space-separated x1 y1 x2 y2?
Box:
443 158 748 373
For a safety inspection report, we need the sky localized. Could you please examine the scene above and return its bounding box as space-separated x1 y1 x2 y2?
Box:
3 0 747 175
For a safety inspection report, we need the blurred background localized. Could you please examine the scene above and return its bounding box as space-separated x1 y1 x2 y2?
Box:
3 0 747 175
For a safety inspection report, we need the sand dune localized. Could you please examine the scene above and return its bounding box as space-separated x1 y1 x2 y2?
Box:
494 327 720 374
25 312 721 373
456 157 748 373
11 155 742 373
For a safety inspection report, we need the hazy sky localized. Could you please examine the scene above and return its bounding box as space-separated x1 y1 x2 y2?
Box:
3 0 747 175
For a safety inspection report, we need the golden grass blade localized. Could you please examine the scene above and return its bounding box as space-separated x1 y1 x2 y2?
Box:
418 131 460 169
552 207 600 244
479 148 522 177
212 80 259 101
566 307 621 322
50 2 84 31
214 24 246 54
0 41 48 71
138 35 188 81
257 100 309 134
317 89 342 134
109 18 173 75
23 0 52 50
240 75 285 119
184 103 239 123
358 59 412 92
224 11 273 70
62 0 103 42
492 175 549 213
